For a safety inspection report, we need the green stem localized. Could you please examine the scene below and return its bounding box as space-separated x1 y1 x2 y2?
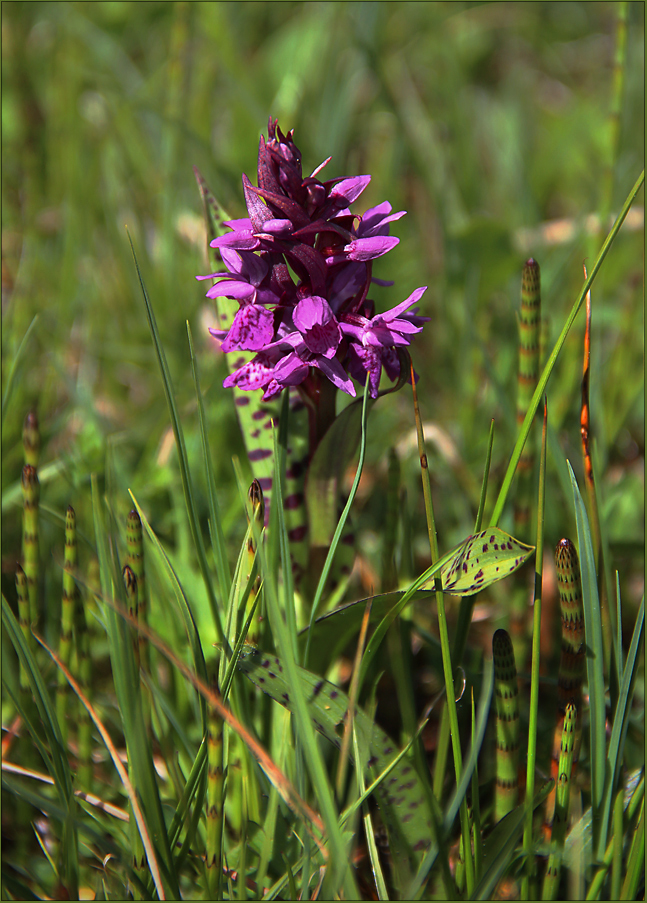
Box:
57 506 78 747
21 464 40 627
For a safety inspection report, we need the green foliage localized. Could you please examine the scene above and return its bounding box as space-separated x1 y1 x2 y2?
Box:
1 2 643 900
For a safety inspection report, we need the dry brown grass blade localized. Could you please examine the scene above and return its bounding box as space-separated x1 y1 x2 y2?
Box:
32 633 166 900
57 589 328 857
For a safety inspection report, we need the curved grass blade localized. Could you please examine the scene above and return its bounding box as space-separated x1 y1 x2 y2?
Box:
2 597 79 900
186 320 231 603
33 634 165 901
490 169 645 528
568 462 606 848
92 476 179 899
1 314 38 425
127 230 223 643
128 490 209 731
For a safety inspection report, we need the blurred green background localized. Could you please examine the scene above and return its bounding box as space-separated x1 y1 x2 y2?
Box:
2 1 644 620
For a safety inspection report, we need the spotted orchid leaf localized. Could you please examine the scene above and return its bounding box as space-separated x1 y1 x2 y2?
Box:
426 528 534 595
237 646 433 874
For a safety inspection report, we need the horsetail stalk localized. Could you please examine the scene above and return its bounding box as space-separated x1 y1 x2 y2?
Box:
56 506 78 745
205 669 224 899
126 509 148 671
245 480 265 646
122 564 146 895
23 410 40 468
122 565 139 671
515 258 541 539
545 539 585 832
492 628 520 824
21 464 40 627
542 702 577 901
16 564 31 691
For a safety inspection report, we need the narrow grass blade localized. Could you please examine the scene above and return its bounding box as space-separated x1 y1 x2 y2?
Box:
186 320 231 602
490 169 645 528
127 230 223 642
128 490 209 731
304 383 370 666
1 314 38 425
568 462 606 843
597 593 644 860
21 464 40 626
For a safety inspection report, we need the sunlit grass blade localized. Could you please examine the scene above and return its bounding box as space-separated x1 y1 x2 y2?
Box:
92 475 180 899
410 360 474 893
257 422 359 899
1 315 38 425
128 490 209 730
619 797 644 901
2 596 79 899
303 382 370 667
33 632 165 900
489 168 644 528
523 396 547 899
186 320 231 605
568 462 606 851
127 231 223 643
597 593 644 861
472 782 555 901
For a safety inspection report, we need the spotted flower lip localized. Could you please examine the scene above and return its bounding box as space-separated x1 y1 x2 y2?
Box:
198 118 429 400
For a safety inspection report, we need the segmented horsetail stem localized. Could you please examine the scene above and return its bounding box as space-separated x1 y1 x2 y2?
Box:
21 464 40 627
206 669 224 898
545 539 585 833
126 510 148 671
542 702 577 901
122 565 140 671
16 564 31 691
244 480 264 646
23 410 40 468
57 507 78 745
493 629 520 823
514 258 541 538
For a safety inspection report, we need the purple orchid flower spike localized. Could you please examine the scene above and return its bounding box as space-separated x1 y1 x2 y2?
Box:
197 117 429 445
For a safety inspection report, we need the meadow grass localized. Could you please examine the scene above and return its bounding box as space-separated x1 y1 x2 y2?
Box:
2 3 644 899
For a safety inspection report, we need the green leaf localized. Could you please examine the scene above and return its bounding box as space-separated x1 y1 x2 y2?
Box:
237 646 433 878
424 528 534 595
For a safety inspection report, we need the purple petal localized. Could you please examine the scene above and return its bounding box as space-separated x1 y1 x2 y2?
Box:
293 296 341 358
223 358 274 391
221 305 275 352
314 356 356 396
243 174 270 232
273 352 309 386
329 175 371 206
211 231 260 251
196 271 229 281
261 218 293 234
358 204 406 237
379 286 428 321
346 235 400 261
205 280 256 301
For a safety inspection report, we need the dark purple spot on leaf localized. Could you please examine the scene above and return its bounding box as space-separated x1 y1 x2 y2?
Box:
235 396 250 407
249 448 272 462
